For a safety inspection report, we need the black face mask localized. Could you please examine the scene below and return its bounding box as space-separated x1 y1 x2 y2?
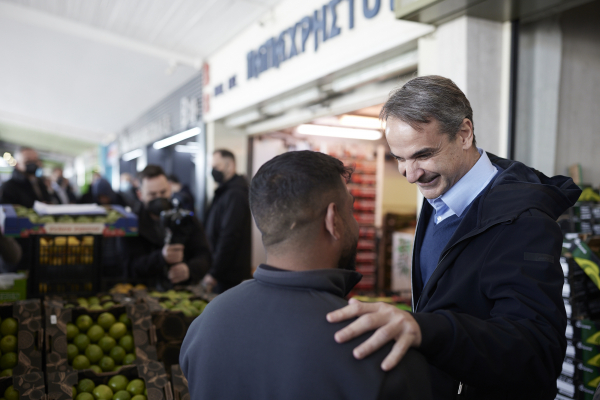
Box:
147 197 172 216
25 162 39 176
211 168 225 184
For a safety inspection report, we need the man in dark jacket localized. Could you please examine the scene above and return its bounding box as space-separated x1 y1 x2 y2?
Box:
327 76 581 399
124 165 211 288
202 149 251 293
181 151 432 400
0 147 52 208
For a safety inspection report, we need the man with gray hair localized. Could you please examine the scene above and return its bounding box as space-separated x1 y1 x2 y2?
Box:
327 75 580 399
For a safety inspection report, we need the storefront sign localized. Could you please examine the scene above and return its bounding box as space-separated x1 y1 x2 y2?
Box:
247 0 394 80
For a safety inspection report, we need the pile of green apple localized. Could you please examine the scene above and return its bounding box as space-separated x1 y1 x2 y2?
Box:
13 206 122 224
67 312 137 372
148 290 207 317
0 317 18 377
72 375 147 400
65 296 118 311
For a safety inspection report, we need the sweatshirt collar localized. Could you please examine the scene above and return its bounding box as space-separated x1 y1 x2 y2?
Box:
253 264 363 298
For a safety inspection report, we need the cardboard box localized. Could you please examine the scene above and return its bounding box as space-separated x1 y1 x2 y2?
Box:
47 361 173 400
171 364 189 400
44 301 158 374
0 300 43 375
0 372 45 400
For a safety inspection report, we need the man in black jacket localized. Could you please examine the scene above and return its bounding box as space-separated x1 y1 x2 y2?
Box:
202 149 251 293
181 151 432 400
327 76 581 399
124 165 211 288
0 147 52 208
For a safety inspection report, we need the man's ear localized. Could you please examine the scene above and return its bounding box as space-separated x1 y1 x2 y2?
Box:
458 118 474 149
324 202 341 241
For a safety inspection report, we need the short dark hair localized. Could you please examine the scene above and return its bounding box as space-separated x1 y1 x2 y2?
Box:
139 165 166 182
214 149 235 162
381 75 476 145
167 174 180 184
250 151 353 247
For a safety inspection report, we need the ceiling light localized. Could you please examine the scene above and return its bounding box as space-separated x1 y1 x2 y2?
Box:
175 145 199 153
122 149 143 161
153 127 201 149
3 153 11 161
339 115 385 130
296 124 382 141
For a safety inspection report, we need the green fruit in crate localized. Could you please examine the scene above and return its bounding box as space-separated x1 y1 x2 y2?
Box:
88 297 100 306
4 385 18 400
89 305 103 311
122 353 136 365
118 314 131 328
108 375 129 392
38 216 55 224
72 386 77 397
85 344 103 364
131 396 145 400
103 302 115 310
66 323 79 340
0 369 12 377
89 365 103 374
57 215 74 223
101 295 112 302
76 315 93 332
76 393 94 400
77 379 95 393
109 346 126 364
0 318 18 336
99 356 115 372
72 355 90 370
0 336 16 353
67 344 79 362
98 336 117 353
98 313 116 330
113 390 132 400
93 385 114 400
73 334 90 352
126 379 145 396
28 214 39 223
76 216 93 223
119 335 134 353
87 325 105 342
109 323 127 340
94 217 108 223
0 352 16 370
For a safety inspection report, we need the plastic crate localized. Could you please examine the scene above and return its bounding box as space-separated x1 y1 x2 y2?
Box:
30 235 102 297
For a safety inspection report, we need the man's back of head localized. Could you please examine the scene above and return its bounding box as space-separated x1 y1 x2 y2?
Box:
180 151 431 400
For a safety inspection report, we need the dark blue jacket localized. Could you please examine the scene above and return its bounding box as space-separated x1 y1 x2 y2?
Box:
180 265 432 400
412 154 581 399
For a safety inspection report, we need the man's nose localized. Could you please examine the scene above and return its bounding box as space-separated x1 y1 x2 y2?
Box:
403 161 424 184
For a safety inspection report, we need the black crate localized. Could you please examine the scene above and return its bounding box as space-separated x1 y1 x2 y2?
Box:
29 235 102 297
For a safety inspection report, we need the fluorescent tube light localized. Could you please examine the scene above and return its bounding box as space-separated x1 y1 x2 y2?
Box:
339 115 385 130
175 145 199 153
153 127 201 149
122 149 143 161
296 124 382 141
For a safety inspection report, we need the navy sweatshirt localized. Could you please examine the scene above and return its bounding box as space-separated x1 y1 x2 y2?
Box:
180 265 432 400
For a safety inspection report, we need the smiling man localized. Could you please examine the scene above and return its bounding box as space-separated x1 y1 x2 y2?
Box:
327 75 581 399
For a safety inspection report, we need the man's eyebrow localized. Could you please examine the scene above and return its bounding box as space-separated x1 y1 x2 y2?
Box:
390 147 438 160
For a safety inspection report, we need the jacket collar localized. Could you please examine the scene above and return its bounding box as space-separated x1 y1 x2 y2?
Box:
253 264 363 298
214 174 246 196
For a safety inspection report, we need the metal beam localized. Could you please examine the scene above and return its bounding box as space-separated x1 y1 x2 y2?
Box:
0 1 202 69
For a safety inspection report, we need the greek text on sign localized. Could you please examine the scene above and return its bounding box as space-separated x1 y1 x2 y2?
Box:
43 223 105 235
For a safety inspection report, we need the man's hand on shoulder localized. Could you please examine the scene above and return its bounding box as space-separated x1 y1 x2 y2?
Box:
326 299 422 371
168 263 190 283
202 274 217 290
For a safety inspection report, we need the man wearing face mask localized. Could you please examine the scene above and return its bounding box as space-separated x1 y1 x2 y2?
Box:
202 149 252 293
0 147 52 208
124 165 211 288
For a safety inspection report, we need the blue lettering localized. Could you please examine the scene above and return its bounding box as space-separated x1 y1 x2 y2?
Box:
228 75 237 89
390 0 394 11
313 5 328 51
329 0 341 39
258 44 268 74
273 33 287 68
300 16 313 53
247 51 255 79
214 84 223 97
363 0 380 19
287 23 299 59
348 0 355 29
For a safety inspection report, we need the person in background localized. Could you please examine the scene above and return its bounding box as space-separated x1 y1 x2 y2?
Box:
168 174 195 212
79 178 125 206
78 171 103 204
124 165 211 288
0 230 22 272
119 173 141 213
51 167 76 204
0 147 52 208
180 151 432 400
203 149 251 293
